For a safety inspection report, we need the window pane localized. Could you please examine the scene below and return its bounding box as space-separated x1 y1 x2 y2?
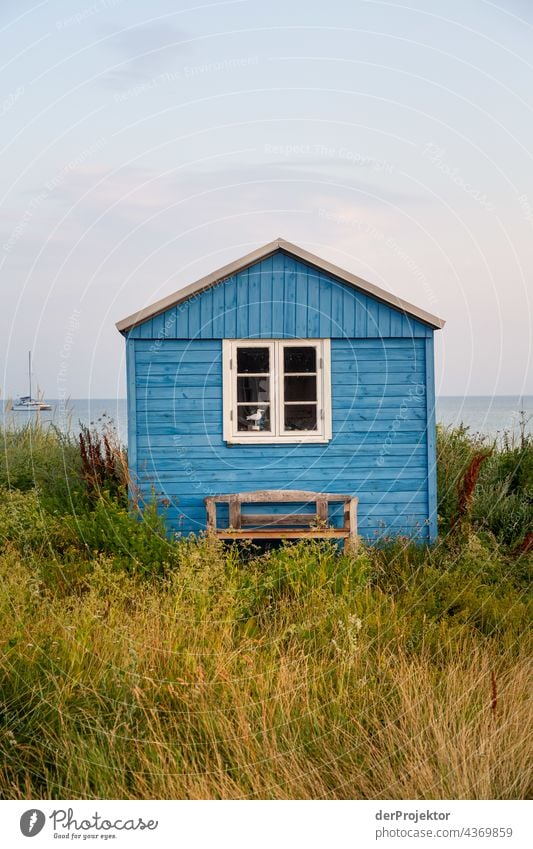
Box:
237 347 269 373
237 376 270 403
284 375 317 402
284 404 317 431
284 346 316 373
237 404 271 432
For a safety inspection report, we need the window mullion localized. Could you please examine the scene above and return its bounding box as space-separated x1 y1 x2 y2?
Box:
274 341 280 438
232 342 237 437
278 340 283 437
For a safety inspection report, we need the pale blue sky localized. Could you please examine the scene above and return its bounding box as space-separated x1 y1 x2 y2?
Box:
1 0 532 398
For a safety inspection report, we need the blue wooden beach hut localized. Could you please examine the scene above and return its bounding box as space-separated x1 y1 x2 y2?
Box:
117 238 445 543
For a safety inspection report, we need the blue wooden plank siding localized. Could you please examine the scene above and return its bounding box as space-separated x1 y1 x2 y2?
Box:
125 249 438 542
133 252 432 341
125 337 137 496
130 336 432 541
425 336 438 540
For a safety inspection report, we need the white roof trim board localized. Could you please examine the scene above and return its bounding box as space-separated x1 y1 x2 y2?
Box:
116 238 445 333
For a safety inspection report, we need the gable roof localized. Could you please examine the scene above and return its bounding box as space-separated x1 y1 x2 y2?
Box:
116 238 445 333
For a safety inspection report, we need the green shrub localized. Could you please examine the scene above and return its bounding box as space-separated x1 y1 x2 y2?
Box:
63 494 174 575
0 487 77 557
437 425 491 526
437 425 533 547
471 481 532 547
0 420 84 512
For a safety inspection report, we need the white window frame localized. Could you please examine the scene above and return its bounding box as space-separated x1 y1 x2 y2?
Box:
222 339 332 444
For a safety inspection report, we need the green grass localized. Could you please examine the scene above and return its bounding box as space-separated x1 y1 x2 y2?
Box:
0 419 531 799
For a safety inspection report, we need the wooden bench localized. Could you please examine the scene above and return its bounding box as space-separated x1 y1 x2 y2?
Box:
204 489 358 552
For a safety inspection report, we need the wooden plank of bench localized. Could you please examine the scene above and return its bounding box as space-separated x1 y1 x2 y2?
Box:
214 529 349 540
206 490 353 504
241 513 317 527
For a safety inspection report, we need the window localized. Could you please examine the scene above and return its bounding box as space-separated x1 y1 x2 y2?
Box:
223 339 331 443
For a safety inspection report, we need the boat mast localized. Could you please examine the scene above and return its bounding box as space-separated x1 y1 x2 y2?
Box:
28 350 32 399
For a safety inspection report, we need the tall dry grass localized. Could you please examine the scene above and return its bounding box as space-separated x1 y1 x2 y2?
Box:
0 536 530 800
0 419 531 799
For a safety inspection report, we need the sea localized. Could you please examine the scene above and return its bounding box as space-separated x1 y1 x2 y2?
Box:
2 396 532 445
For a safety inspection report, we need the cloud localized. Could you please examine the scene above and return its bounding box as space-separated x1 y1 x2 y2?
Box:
0 156 427 262
180 159 425 208
100 20 191 88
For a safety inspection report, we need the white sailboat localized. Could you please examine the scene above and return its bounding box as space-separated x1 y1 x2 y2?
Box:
13 351 52 411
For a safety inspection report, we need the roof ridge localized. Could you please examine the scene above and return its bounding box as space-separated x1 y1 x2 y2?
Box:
116 238 445 333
